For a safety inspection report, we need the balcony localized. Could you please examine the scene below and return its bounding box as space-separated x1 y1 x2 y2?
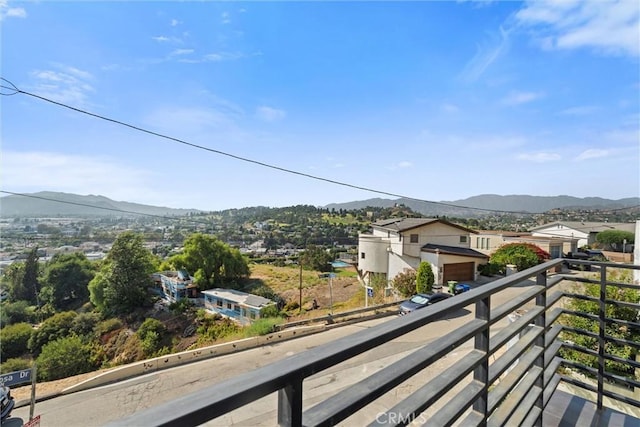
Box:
108 259 640 426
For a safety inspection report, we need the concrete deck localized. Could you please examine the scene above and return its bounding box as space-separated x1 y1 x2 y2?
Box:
544 389 639 427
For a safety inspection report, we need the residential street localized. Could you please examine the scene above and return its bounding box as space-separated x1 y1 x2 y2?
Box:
9 280 539 426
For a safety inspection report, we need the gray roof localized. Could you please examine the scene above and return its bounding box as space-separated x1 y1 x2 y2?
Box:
530 221 636 233
422 243 489 259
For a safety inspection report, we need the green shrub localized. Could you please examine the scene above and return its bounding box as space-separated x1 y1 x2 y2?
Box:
243 318 283 337
392 269 417 297
0 358 32 374
260 304 281 318
490 243 545 272
28 311 78 356
36 335 94 381
0 322 33 361
0 301 37 327
416 262 434 294
94 318 123 336
137 318 168 357
71 312 101 337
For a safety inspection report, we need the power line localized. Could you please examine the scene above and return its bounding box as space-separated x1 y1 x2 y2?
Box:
1 77 638 215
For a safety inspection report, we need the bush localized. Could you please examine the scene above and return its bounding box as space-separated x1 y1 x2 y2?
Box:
137 318 168 357
0 322 33 361
36 335 94 381
28 311 78 356
94 318 123 336
260 304 281 318
71 312 101 337
392 269 417 298
243 318 283 337
490 243 546 272
0 357 32 375
416 262 434 294
478 263 501 276
0 301 37 327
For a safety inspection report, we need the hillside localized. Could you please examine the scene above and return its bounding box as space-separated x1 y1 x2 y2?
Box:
0 192 200 217
324 194 640 217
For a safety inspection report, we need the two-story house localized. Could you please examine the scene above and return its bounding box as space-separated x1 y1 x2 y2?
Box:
358 218 488 287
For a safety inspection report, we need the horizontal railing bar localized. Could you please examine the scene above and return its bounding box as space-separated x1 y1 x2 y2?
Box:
457 410 484 427
546 307 563 328
607 318 640 330
545 324 563 348
606 353 640 369
544 357 563 386
490 285 544 323
561 374 640 410
545 339 563 365
367 351 484 427
604 300 640 310
302 319 485 426
488 367 542 427
414 380 484 427
489 306 543 355
489 326 543 383
562 309 599 322
562 340 640 369
488 345 542 412
546 289 564 309
560 359 639 389
605 334 640 350
543 374 562 408
522 406 542 427
507 384 542 427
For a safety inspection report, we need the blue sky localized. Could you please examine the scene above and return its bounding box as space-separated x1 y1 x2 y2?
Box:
1 0 639 211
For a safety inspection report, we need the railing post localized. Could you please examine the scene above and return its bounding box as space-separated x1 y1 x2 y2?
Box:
473 295 491 425
278 377 303 427
597 265 607 410
534 270 548 426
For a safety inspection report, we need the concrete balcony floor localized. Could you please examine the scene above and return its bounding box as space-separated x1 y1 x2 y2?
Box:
544 389 639 427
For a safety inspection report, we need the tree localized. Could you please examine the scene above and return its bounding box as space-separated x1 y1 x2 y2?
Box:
490 243 548 272
28 310 77 356
89 231 157 315
166 233 249 290
23 247 41 306
392 269 417 297
2 263 28 302
596 230 634 251
299 245 333 272
36 335 94 381
416 262 434 294
0 322 32 361
40 252 95 310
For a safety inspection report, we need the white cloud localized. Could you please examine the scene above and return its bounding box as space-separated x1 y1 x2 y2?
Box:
558 105 599 116
501 91 544 106
144 106 240 134
170 19 181 27
221 11 231 24
516 152 562 162
170 49 194 56
460 26 511 82
0 0 26 20
385 161 413 171
0 151 157 202
442 103 460 113
575 149 609 161
256 106 286 122
516 0 640 57
29 64 94 106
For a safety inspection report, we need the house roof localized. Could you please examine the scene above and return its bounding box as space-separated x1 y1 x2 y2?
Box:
372 218 476 234
421 243 489 259
530 221 636 234
202 288 273 308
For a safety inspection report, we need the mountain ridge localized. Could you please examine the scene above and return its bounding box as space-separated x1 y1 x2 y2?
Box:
0 191 637 218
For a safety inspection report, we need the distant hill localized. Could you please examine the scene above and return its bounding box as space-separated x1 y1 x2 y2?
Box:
324 194 640 217
0 192 200 217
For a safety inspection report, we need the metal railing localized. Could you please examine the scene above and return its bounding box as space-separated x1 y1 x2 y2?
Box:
108 259 640 427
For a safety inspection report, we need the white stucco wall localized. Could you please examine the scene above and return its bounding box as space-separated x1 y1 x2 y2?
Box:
634 220 640 285
357 235 389 274
531 225 588 247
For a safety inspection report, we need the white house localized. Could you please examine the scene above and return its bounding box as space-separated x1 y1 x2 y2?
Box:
202 288 275 324
529 221 636 249
471 230 578 259
358 218 488 287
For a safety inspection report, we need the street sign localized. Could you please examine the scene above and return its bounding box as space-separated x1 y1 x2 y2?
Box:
0 368 32 387
24 415 41 427
366 287 374 297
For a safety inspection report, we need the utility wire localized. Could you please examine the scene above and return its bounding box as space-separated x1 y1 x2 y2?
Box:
1 77 638 215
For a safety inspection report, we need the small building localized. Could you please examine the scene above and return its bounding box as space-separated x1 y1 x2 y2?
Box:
529 221 636 248
202 288 275 324
152 270 198 303
471 230 578 259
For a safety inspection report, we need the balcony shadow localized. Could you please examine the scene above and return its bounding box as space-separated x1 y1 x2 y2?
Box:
544 390 639 427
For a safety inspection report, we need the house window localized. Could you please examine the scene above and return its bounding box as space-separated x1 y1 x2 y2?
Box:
250 311 256 319
460 236 467 243
216 299 223 307
233 305 240 313
361 252 366 259
227 302 232 309
410 234 419 243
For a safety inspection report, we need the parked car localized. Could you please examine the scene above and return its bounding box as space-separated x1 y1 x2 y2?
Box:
564 250 608 271
1 385 14 421
399 292 451 315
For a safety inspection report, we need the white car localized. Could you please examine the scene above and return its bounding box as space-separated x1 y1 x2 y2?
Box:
0 385 14 421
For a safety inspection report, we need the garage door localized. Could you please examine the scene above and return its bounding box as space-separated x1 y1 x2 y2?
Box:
443 262 474 282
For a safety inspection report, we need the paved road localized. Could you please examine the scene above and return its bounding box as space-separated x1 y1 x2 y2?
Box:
9 282 538 426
